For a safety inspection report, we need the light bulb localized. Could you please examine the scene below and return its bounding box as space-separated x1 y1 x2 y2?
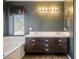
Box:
38 8 41 10
55 8 58 11
45 8 48 11
52 8 54 11
42 8 45 11
49 8 51 11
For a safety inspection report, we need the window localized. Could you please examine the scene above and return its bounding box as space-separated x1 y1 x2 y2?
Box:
8 6 25 35
9 15 24 35
14 15 24 35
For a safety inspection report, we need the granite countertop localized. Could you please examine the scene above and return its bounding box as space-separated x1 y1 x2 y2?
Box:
25 32 70 38
3 36 25 58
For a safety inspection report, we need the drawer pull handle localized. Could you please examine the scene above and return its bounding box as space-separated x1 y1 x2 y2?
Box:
32 40 35 42
59 40 62 42
45 40 49 42
32 44 35 45
45 44 49 46
45 49 49 51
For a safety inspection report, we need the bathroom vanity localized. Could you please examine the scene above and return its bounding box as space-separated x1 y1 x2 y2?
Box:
25 32 70 55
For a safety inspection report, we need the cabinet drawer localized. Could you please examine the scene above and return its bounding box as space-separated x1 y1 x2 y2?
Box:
43 43 54 48
25 43 43 52
25 38 43 43
43 48 53 52
53 38 67 43
43 43 53 52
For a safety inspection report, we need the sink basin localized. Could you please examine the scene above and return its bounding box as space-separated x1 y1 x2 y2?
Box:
25 32 70 38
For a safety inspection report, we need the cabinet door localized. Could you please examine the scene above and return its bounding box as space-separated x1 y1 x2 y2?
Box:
25 43 43 52
52 43 67 52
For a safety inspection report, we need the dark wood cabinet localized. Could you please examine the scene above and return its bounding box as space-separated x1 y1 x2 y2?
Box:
24 37 69 55
25 43 43 52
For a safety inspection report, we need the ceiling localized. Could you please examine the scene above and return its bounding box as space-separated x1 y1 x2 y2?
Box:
6 0 64 1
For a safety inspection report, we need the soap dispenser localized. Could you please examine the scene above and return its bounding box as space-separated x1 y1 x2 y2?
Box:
29 27 32 32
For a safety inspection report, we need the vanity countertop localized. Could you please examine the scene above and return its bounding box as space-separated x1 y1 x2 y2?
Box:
3 36 25 58
25 32 70 38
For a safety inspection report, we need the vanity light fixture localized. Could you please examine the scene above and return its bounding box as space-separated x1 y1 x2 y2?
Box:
37 7 59 13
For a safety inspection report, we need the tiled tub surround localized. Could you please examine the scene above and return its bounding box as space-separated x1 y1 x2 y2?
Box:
3 36 25 58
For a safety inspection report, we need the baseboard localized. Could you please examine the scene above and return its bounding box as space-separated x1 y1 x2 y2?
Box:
67 55 72 59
